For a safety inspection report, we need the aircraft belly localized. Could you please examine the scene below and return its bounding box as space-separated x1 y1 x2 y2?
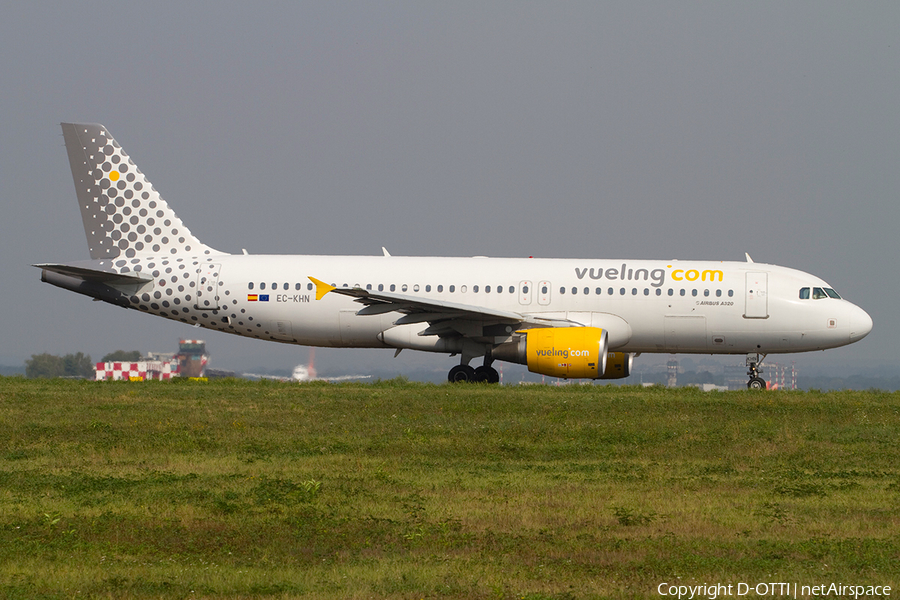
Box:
338 310 394 347
257 301 340 346
663 316 708 352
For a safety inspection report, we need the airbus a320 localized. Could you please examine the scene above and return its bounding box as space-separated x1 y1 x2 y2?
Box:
37 123 873 388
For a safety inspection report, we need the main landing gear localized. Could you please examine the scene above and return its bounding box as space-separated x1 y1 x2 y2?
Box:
448 359 500 383
746 353 767 390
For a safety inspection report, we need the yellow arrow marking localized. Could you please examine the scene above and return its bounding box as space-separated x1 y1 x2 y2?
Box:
308 277 336 301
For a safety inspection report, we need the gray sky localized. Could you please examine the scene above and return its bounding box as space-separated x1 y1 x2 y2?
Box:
2 2 897 377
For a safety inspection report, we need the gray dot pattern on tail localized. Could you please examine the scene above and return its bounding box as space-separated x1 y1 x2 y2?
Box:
65 123 217 263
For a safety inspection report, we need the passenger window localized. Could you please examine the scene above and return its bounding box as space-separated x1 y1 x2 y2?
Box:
284 283 289 290
813 287 827 299
716 289 721 297
595 287 602 295
296 283 302 291
542 286 548 294
473 285 479 293
449 285 455 293
248 282 254 290
485 285 491 293
401 284 407 292
703 289 709 297
497 285 502 293
584 287 589 295
608 288 614 295
680 289 686 296
271 283 277 290
509 286 515 294
260 282 266 290
644 288 650 296
366 284 372 290
425 285 431 292
632 288 637 295
668 289 673 296
414 284 419 292
799 287 810 299
560 287 566 294
692 289 698 297
437 285 443 292
523 285 528 294
390 284 396 292
728 290 733 297
307 283 313 291
572 287 577 295
460 285 467 293
655 289 661 296
378 284 384 291
620 288 626 295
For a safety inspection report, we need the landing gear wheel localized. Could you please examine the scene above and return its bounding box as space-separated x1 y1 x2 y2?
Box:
448 364 476 383
746 353 768 390
473 365 500 384
747 377 767 390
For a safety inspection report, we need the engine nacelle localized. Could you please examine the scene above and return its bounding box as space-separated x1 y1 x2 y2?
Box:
599 351 634 379
492 327 609 379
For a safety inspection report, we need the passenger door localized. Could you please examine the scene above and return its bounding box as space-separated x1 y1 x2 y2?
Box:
744 272 768 319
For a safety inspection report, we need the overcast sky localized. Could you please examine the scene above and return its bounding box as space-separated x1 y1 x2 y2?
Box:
2 2 897 377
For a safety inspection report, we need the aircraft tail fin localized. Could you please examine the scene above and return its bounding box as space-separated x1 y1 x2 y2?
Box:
60 123 223 260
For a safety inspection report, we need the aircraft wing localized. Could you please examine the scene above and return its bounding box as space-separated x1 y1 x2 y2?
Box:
309 277 574 337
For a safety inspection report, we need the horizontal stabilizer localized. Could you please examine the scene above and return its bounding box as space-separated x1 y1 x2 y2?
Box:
35 263 153 285
35 262 154 303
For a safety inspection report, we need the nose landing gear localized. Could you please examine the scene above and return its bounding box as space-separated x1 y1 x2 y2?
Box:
746 353 768 389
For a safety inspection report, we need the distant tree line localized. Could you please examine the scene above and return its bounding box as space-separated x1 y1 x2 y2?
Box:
25 353 94 379
24 350 142 379
100 350 142 363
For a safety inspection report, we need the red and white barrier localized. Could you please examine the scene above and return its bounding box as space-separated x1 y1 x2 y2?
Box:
95 361 176 381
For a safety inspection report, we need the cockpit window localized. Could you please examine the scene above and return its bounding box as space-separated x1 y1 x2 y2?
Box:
802 286 841 300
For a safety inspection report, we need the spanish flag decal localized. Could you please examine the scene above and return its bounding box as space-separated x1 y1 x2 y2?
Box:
247 294 258 301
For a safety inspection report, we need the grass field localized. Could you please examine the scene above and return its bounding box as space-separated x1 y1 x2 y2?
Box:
0 377 897 599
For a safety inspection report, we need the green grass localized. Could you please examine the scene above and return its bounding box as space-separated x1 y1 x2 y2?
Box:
0 377 898 599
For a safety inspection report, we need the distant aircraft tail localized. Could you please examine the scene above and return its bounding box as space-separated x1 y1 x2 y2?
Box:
60 123 223 260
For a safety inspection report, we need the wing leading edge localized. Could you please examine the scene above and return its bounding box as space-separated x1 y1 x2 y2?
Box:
308 276 578 339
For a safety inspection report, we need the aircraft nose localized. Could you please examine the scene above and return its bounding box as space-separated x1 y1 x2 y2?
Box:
848 304 873 342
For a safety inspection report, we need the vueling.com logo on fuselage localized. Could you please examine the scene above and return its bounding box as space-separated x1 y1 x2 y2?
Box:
534 347 592 359
574 264 724 288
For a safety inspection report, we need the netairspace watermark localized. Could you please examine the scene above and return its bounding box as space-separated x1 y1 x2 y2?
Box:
657 582 892 599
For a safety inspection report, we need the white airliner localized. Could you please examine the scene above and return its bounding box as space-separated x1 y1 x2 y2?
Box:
242 366 370 383
37 123 873 388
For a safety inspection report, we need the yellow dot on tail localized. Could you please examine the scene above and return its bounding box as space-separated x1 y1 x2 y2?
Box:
109 171 119 181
